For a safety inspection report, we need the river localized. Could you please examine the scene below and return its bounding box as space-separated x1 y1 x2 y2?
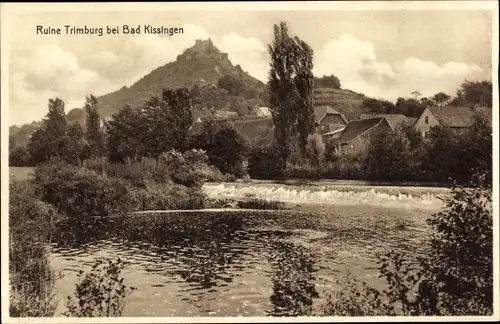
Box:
49 182 448 317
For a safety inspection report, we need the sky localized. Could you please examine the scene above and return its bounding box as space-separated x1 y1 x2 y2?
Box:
2 3 495 126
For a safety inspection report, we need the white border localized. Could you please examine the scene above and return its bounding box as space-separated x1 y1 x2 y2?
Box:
1 1 499 323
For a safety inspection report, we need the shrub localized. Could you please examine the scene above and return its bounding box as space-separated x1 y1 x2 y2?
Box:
129 183 206 211
34 161 133 219
9 146 32 167
64 258 136 317
248 143 284 179
237 198 285 210
9 180 61 317
160 149 225 187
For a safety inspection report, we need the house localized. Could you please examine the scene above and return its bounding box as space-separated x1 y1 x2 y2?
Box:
335 117 393 154
314 106 348 136
359 113 417 130
254 106 272 118
426 106 492 134
412 108 441 138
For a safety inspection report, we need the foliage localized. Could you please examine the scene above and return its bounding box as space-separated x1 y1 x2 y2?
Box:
28 98 69 165
85 94 105 158
34 161 133 219
432 92 451 108
64 258 136 317
237 198 285 210
9 145 31 167
129 182 207 211
314 74 341 89
189 121 248 176
362 98 399 114
363 128 412 181
248 142 285 179
453 80 492 107
106 88 193 162
9 180 61 317
291 37 315 156
395 97 425 117
105 105 147 162
268 240 319 316
267 22 300 168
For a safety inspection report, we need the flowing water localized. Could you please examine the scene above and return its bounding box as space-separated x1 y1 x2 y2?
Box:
49 182 448 317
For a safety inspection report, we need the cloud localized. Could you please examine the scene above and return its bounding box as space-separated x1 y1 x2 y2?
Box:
313 33 484 100
9 26 487 126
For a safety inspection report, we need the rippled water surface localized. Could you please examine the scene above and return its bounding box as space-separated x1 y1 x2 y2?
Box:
49 184 445 317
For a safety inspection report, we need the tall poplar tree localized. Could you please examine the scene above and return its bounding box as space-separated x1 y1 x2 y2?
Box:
268 22 299 169
85 94 105 158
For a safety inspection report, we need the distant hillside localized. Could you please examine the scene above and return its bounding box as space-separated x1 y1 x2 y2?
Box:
9 39 368 146
97 38 266 117
313 87 367 121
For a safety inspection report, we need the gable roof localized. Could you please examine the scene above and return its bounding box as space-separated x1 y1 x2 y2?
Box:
314 105 348 124
337 117 389 144
429 106 492 128
360 113 417 129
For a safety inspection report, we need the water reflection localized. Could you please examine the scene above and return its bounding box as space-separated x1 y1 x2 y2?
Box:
267 240 319 316
51 211 309 315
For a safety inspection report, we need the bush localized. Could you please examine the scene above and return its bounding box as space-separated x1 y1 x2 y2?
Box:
64 258 136 317
34 161 134 219
9 180 61 317
248 143 284 179
237 198 285 210
9 146 32 167
129 182 206 211
160 149 225 187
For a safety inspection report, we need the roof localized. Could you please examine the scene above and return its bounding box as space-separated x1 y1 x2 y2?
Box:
429 106 492 128
337 117 387 144
257 107 272 116
314 105 347 124
360 114 417 129
323 126 346 137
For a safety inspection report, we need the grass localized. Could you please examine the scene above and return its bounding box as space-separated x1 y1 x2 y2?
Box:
9 167 35 181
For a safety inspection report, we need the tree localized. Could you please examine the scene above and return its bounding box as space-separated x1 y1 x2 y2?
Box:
27 98 68 165
314 75 341 89
432 92 451 108
189 120 248 175
291 36 315 156
396 97 424 117
364 128 412 181
65 123 90 164
217 74 246 97
306 133 325 179
362 98 398 114
105 105 147 162
85 95 105 158
411 91 421 99
419 97 435 108
454 80 492 107
268 22 299 169
160 88 193 151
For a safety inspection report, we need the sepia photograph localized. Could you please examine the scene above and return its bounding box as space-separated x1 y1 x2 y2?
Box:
1 1 498 322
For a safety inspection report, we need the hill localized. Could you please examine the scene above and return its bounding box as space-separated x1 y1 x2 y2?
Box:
313 87 366 121
97 38 266 117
